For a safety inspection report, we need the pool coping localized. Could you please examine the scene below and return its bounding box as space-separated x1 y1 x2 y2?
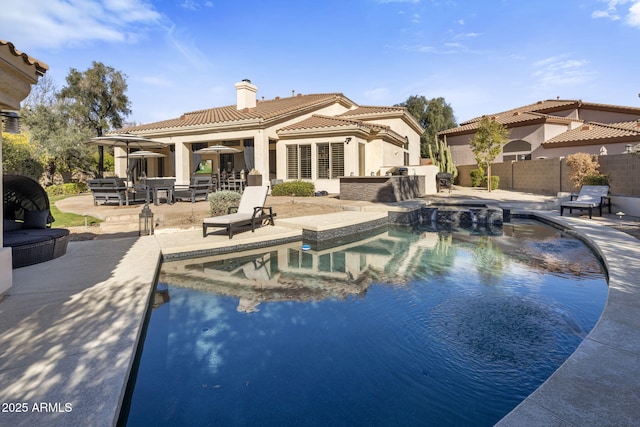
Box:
1 207 639 426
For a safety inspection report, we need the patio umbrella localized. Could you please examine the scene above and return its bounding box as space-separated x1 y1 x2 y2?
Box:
87 133 167 182
119 150 166 178
194 145 241 188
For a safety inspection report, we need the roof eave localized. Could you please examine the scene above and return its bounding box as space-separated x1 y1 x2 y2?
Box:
543 135 640 148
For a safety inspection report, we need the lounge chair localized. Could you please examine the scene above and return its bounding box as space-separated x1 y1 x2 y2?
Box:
560 185 611 219
202 186 276 238
174 175 212 203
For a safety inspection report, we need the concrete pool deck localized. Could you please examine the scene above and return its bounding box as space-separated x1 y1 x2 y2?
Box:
1 188 639 426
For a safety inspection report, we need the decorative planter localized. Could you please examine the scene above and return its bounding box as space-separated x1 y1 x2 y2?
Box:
248 174 262 186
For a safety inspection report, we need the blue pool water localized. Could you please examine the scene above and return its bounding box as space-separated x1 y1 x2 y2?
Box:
122 220 607 426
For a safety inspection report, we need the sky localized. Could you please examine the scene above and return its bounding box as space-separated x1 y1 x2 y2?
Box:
2 0 640 126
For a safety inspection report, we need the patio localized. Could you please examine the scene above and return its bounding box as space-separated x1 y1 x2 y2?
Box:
1 189 639 426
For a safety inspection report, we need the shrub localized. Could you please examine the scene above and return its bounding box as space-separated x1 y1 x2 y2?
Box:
208 190 241 216
271 181 314 197
470 169 484 187
488 175 500 191
470 169 499 190
583 173 609 186
45 182 88 196
566 153 600 189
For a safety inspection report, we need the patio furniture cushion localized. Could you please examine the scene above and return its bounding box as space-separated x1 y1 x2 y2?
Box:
560 185 611 219
202 185 275 238
23 209 50 229
4 218 22 231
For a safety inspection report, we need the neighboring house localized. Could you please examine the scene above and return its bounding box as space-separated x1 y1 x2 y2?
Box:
440 99 640 166
117 80 423 192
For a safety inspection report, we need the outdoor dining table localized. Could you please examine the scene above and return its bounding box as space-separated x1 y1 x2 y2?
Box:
140 178 176 205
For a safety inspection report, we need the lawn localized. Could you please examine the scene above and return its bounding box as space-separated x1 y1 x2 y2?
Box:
49 195 102 227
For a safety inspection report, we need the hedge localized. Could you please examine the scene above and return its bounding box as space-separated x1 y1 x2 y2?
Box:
271 181 314 197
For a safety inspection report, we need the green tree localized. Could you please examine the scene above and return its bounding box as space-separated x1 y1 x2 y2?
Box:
1 131 46 179
22 103 95 180
469 116 510 192
57 61 131 175
396 96 457 157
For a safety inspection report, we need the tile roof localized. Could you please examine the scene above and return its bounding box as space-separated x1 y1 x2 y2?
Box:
0 40 48 75
460 99 640 125
120 93 354 133
542 120 640 147
440 111 579 136
278 114 407 145
460 99 581 125
339 106 406 117
278 114 390 132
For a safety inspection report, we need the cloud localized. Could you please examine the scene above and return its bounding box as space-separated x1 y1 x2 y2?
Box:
181 0 214 10
592 0 640 28
531 56 595 89
0 0 161 49
362 87 391 103
138 75 173 87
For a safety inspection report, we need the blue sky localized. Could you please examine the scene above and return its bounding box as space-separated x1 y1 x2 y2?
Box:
2 0 639 125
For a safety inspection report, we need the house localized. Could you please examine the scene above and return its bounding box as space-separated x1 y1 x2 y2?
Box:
440 99 640 166
116 80 424 193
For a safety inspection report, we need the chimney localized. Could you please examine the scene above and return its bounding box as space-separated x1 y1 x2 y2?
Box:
235 79 257 110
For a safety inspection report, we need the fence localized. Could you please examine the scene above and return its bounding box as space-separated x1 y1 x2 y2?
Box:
456 153 640 196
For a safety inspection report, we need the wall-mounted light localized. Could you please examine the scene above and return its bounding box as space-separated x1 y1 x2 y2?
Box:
345 137 352 144
0 111 20 134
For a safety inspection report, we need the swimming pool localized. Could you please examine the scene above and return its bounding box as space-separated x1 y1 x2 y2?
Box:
121 219 607 426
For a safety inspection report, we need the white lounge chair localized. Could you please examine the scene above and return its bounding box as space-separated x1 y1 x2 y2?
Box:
202 185 275 238
560 185 611 219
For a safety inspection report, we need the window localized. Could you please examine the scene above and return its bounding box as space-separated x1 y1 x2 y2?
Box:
300 145 311 179
317 144 329 179
287 144 312 179
317 143 345 179
330 143 344 178
287 145 298 179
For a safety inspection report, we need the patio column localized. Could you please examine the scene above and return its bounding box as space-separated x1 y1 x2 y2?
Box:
0 130 11 295
174 141 191 185
254 130 270 186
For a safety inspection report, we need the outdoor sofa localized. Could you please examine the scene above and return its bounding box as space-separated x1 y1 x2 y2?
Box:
560 185 611 219
3 175 69 268
174 175 213 203
87 177 145 206
203 185 276 239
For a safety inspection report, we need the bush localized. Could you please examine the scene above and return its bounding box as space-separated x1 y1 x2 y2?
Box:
566 153 600 189
470 169 499 190
208 190 242 216
583 173 609 186
488 175 499 190
45 182 88 196
470 169 484 187
271 181 314 197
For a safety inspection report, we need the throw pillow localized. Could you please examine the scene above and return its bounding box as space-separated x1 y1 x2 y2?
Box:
23 210 50 229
